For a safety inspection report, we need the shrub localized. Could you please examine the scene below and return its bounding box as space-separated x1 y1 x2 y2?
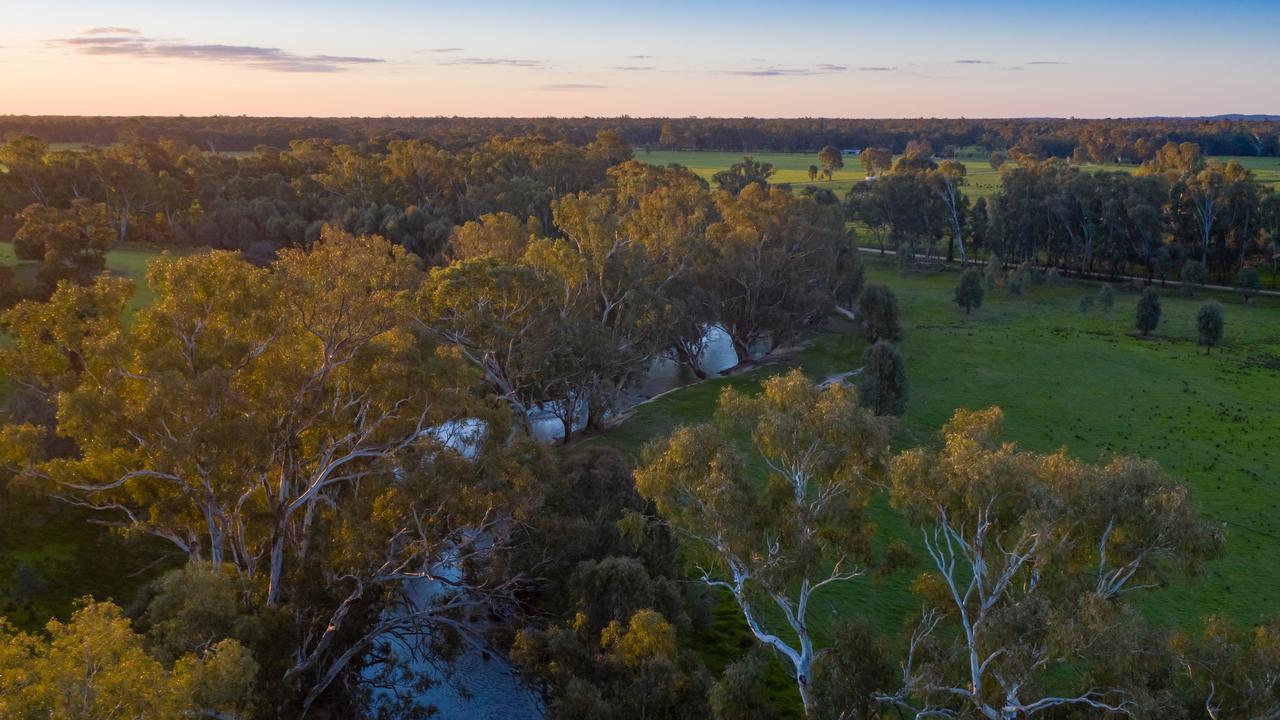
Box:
1136 287 1161 336
983 256 1002 290
1237 267 1261 304
1078 294 1094 314
954 269 984 314
1181 260 1208 296
858 285 902 342
1197 302 1225 353
1098 283 1115 309
858 340 909 416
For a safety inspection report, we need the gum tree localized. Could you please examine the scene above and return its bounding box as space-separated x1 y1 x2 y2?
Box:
877 407 1222 720
634 370 891 716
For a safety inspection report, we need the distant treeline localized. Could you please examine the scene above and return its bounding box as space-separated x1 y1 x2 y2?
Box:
2 115 1280 158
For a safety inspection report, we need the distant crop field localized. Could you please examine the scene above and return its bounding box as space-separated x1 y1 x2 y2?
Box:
640 149 1280 200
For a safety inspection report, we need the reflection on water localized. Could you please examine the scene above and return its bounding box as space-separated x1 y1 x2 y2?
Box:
367 578 543 720
403 326 744 717
530 324 740 443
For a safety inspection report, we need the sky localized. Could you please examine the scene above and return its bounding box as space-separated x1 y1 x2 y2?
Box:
2 0 1278 118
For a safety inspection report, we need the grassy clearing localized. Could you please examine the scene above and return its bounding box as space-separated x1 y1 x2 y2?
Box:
639 150 1280 200
588 257 1280 710
0 242 197 313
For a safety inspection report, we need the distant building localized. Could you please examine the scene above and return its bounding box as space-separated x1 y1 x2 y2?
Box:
842 148 862 156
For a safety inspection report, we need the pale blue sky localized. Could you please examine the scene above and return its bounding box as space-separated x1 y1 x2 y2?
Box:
3 0 1277 116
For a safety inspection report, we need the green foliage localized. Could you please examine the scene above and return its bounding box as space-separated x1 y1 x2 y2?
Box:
817 146 844 181
857 284 901 342
1078 293 1095 314
635 370 892 715
1098 282 1116 309
858 340 909 417
983 255 1001 290
709 651 780 720
1006 272 1023 296
1173 616 1280 718
953 268 984 314
1197 301 1225 353
0 599 257 720
1136 286 1162 335
712 157 775 194
885 407 1222 718
1238 266 1262 303
809 620 895 720
512 609 711 720
1181 259 1209 295
13 201 114 291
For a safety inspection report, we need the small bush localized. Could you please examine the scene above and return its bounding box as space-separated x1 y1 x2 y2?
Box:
1237 267 1261 304
1079 294 1095 314
1098 283 1115 309
1197 302 1225 353
983 256 1002 290
1136 287 1161 336
955 269 985 314
1007 274 1024 297
1181 260 1208 296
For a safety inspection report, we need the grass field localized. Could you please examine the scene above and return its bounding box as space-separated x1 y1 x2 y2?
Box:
588 257 1280 712
0 242 192 313
639 149 1280 200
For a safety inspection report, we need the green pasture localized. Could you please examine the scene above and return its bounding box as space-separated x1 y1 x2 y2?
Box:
639 149 1280 200
591 257 1280 712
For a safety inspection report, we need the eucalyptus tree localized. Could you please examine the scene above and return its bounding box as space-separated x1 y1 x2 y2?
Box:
448 211 538 262
928 159 970 261
704 184 844 362
0 599 258 720
635 370 892 716
0 229 538 714
712 156 775 194
878 407 1222 720
859 147 893 177
818 145 844 180
13 200 115 287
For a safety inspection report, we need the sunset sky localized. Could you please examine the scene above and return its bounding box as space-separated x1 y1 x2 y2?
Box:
4 0 1278 118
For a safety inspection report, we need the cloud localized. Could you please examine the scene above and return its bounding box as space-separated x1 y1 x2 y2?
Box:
954 59 991 64
722 64 847 77
424 47 463 53
614 65 654 71
857 66 898 72
627 54 655 59
1027 60 1067 65
443 56 546 68
81 27 141 35
53 30 382 72
539 83 607 91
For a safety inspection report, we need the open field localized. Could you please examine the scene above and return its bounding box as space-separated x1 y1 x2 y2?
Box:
0 242 196 312
44 142 256 159
589 257 1280 712
640 149 1280 199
